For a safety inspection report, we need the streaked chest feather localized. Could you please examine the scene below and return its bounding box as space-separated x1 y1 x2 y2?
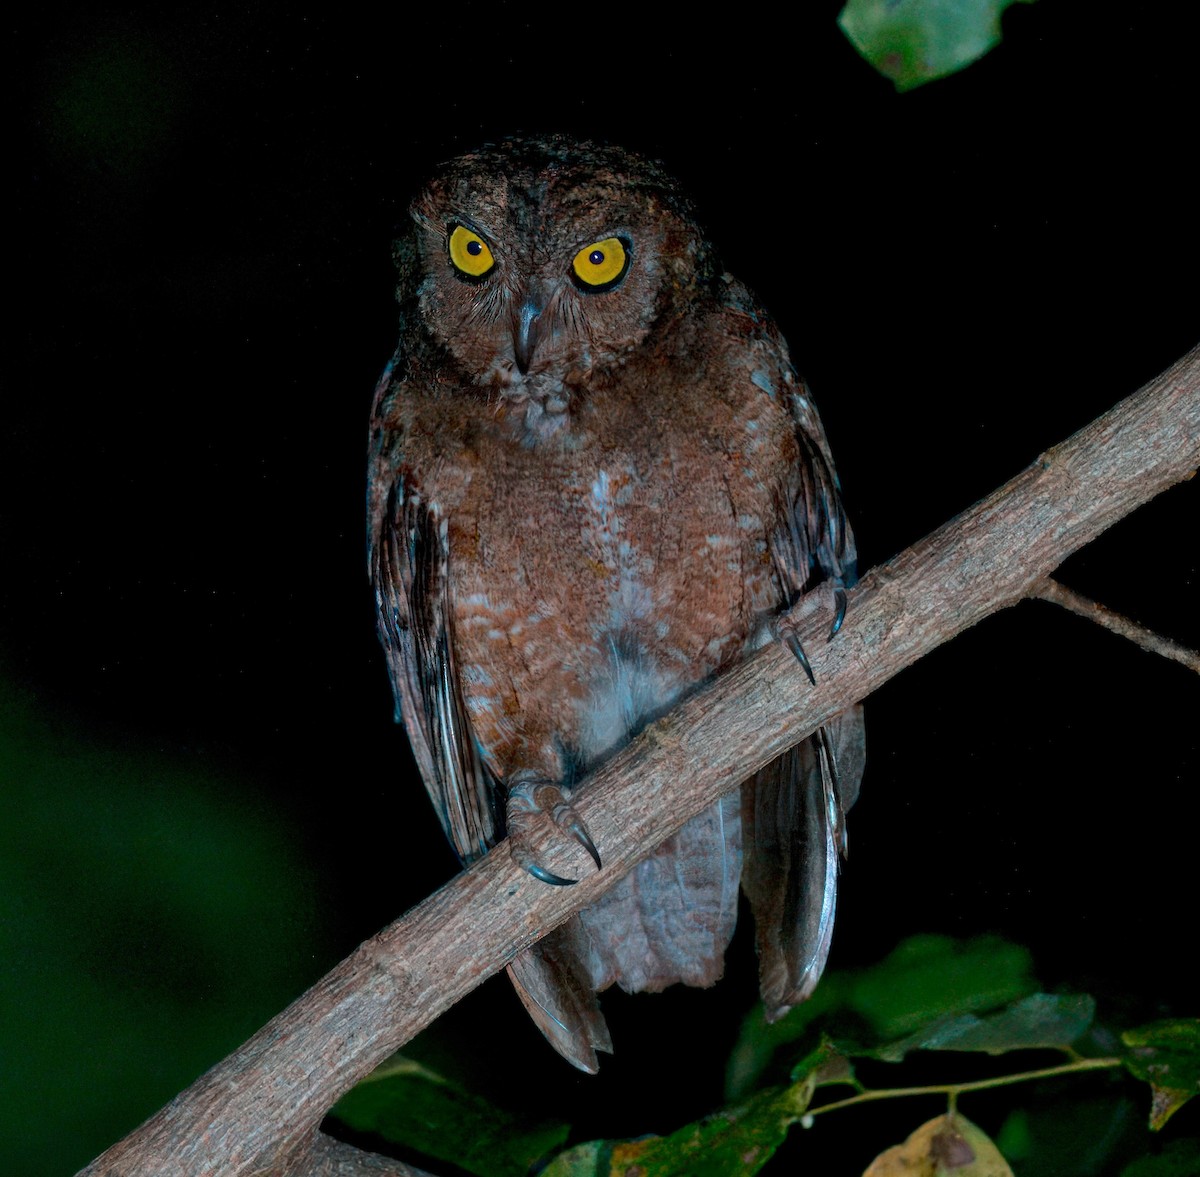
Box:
447 445 782 770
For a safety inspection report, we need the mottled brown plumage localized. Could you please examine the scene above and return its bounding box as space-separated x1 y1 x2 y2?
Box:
367 135 864 1071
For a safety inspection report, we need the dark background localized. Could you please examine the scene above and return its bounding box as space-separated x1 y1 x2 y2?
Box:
6 3 1197 1174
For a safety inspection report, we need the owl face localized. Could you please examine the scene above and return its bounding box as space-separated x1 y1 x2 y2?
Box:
403 137 713 418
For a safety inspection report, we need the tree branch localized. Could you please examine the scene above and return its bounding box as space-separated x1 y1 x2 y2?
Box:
79 345 1200 1176
299 1135 436 1177
1030 576 1200 672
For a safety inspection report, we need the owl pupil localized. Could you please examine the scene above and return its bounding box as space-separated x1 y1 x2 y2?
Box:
589 249 605 265
466 240 483 256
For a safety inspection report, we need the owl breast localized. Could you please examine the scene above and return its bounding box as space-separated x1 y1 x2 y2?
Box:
434 344 793 784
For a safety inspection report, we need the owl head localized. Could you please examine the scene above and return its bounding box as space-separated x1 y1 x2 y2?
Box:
398 136 716 418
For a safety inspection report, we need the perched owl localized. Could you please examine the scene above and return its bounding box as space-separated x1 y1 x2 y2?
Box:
367 136 864 1072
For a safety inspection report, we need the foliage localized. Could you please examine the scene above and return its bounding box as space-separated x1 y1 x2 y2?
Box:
328 935 1199 1175
839 0 1038 91
863 1112 1013 1176
1122 1021 1200 1130
332 1056 569 1177
0 677 325 1177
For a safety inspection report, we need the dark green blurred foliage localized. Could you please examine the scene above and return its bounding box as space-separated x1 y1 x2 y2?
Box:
0 677 329 1176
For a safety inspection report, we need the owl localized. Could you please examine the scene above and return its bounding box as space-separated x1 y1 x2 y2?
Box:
367 136 865 1073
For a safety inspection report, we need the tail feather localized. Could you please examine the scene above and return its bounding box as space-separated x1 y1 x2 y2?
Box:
742 704 865 1020
506 918 612 1073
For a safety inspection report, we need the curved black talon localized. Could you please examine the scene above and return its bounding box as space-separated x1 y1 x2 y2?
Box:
525 862 579 887
545 788 602 872
564 816 602 871
784 630 817 686
829 589 847 642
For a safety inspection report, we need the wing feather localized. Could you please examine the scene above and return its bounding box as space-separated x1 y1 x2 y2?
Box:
370 441 499 864
743 342 866 1017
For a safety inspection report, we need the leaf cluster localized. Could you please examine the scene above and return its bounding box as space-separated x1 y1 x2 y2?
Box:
329 935 1199 1175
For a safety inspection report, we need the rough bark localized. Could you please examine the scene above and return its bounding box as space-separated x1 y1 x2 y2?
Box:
79 345 1199 1176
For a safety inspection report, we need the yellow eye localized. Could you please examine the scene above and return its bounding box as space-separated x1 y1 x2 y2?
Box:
571 236 629 290
447 224 495 279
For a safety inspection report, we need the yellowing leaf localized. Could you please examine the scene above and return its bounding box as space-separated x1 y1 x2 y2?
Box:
864 1113 1014 1176
1123 1019 1200 1130
541 1084 809 1177
1148 1086 1193 1133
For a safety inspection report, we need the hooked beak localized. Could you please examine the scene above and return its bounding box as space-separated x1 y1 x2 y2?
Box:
512 297 543 375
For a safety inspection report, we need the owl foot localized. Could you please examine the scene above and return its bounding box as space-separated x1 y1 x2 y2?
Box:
507 777 602 886
777 583 848 686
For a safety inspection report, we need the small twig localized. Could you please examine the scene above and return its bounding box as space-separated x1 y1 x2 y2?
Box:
1032 577 1200 673
806 1056 1122 1119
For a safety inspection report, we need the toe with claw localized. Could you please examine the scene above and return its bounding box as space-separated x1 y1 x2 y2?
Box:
777 581 849 684
507 777 602 886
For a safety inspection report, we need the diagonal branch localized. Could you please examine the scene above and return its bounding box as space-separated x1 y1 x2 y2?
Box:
1031 576 1200 672
79 345 1200 1177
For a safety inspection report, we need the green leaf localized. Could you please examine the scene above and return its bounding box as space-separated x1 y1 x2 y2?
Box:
726 934 1036 1098
788 1036 857 1091
848 934 1037 1040
838 0 1037 91
725 970 850 1099
873 992 1096 1062
994 1108 1033 1163
997 1093 1141 1177
1123 1019 1200 1089
543 1083 811 1177
331 1056 569 1177
1121 1139 1200 1177
1122 1019 1200 1130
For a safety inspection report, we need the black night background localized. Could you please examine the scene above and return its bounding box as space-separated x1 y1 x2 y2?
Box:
5 3 1197 1174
